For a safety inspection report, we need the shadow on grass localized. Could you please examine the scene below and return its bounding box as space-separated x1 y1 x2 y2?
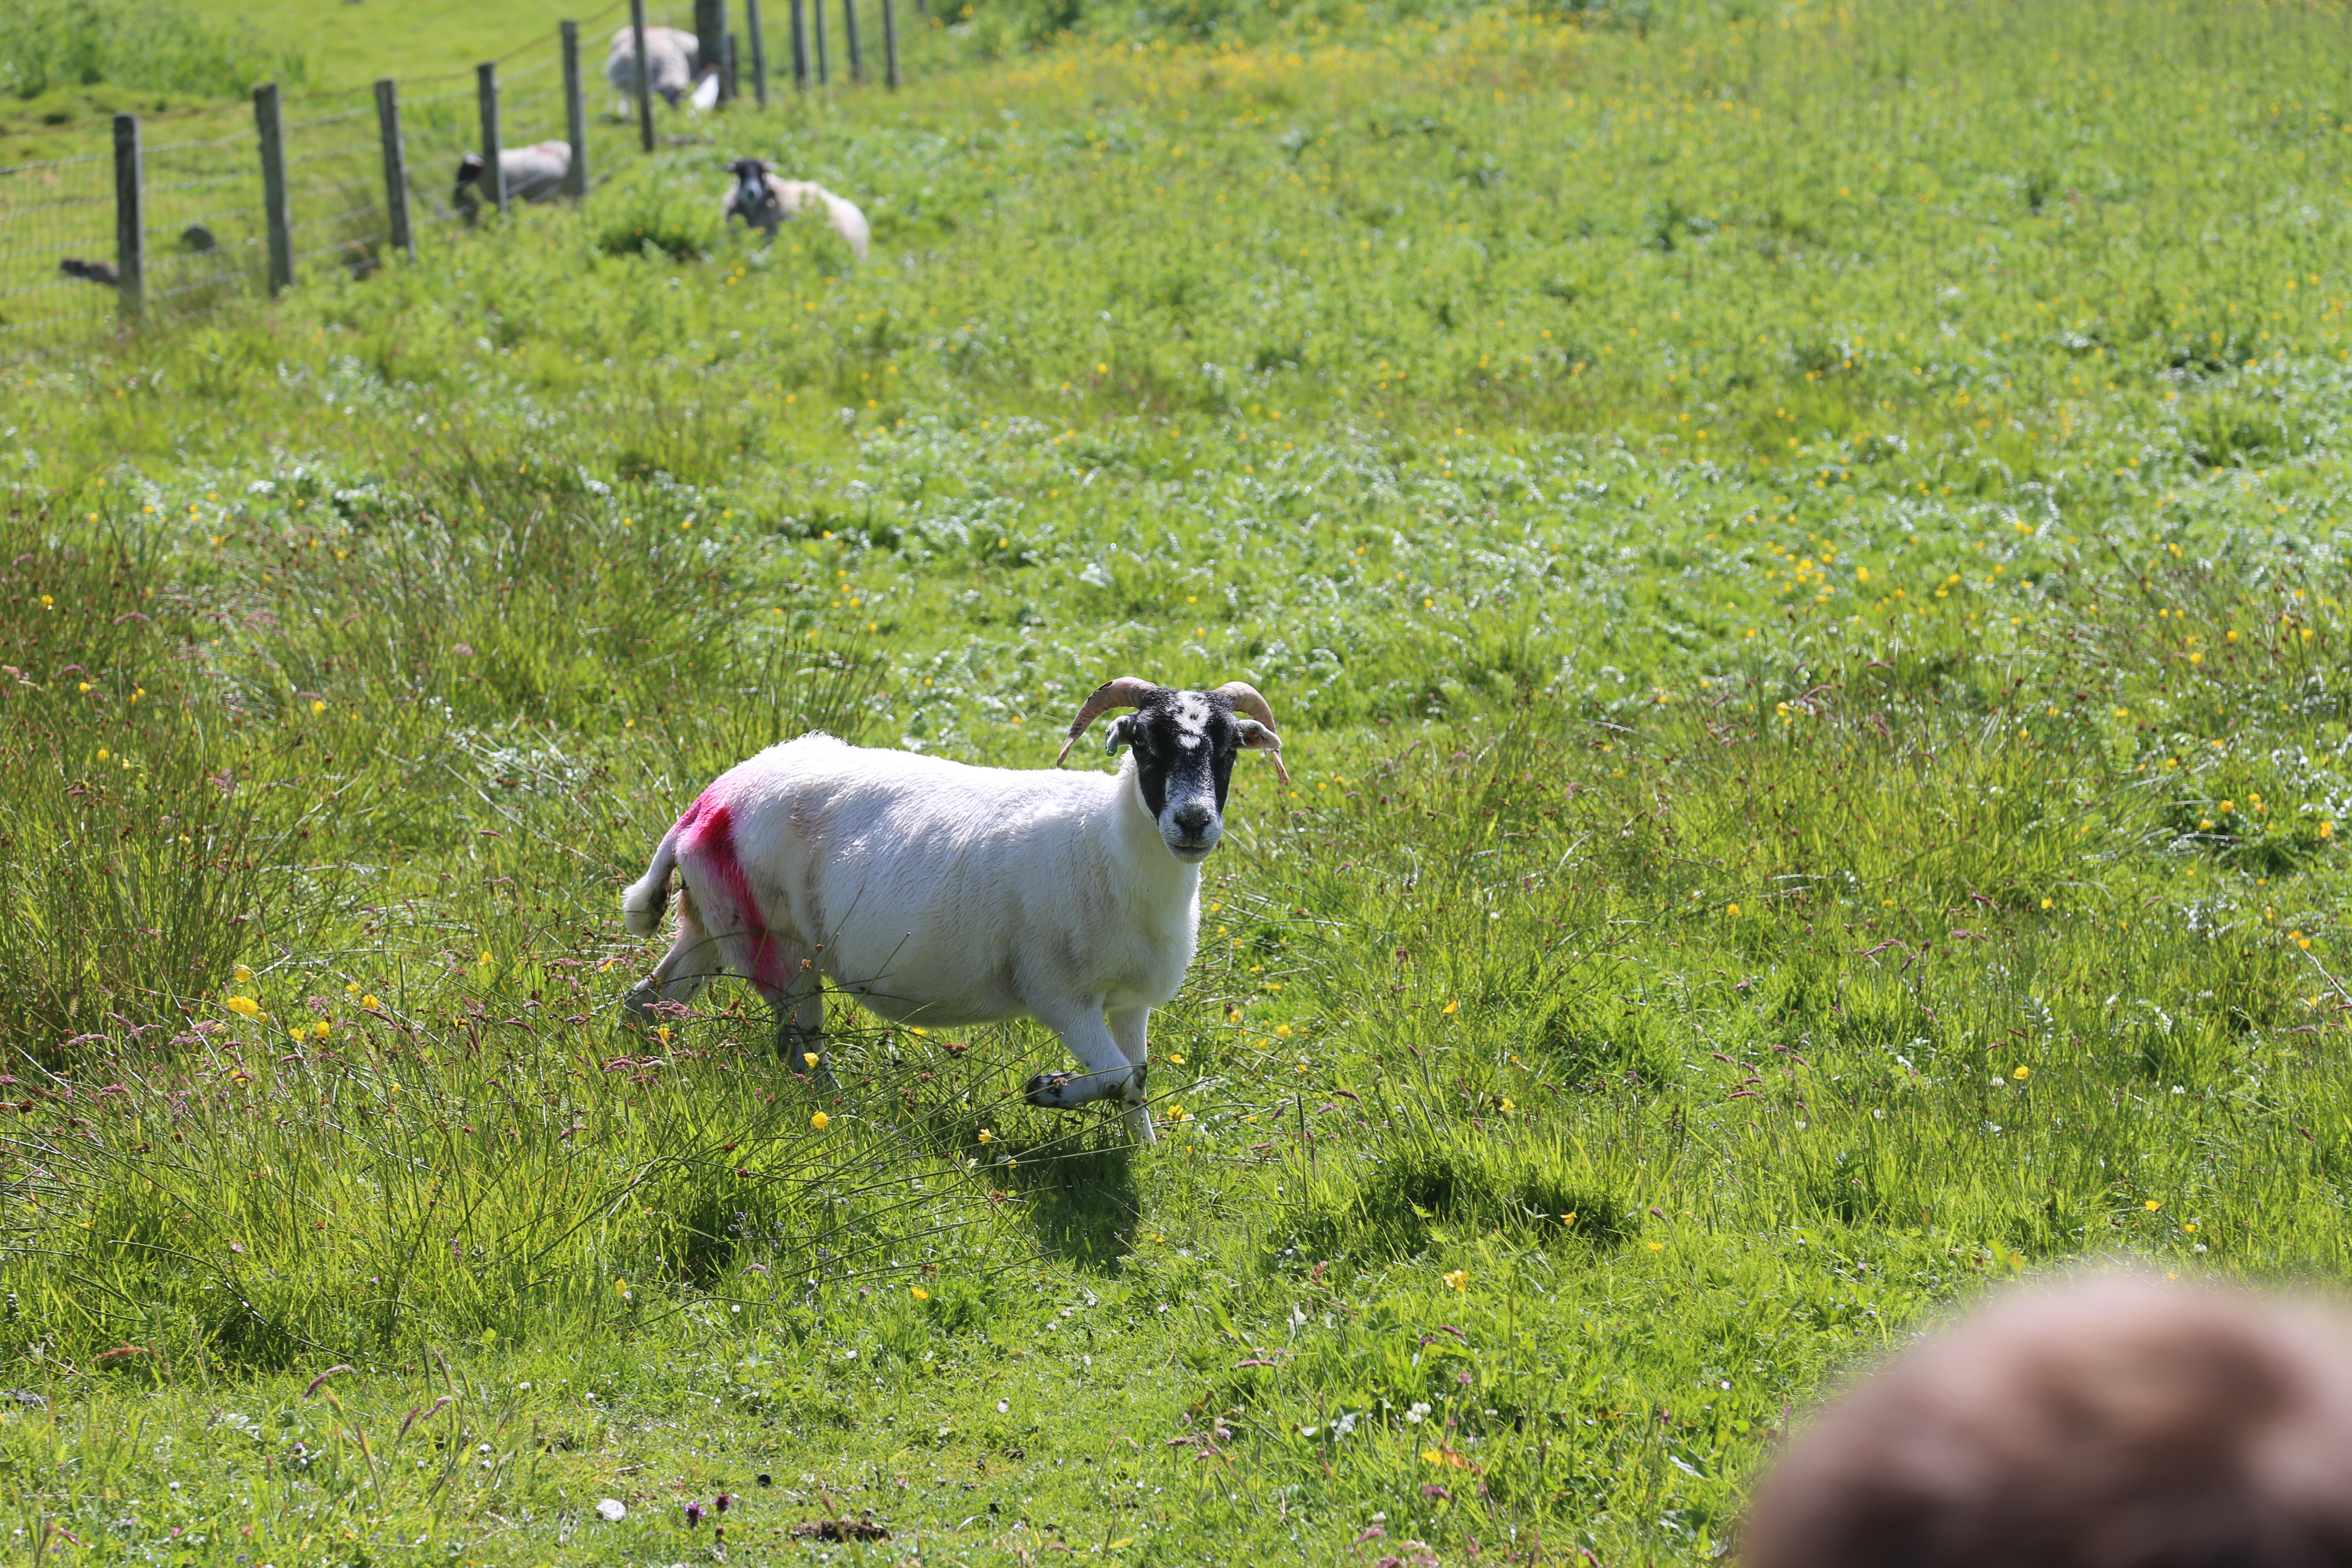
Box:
996 1122 1144 1272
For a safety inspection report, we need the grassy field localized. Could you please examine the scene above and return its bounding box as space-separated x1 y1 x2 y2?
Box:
7 0 2352 1561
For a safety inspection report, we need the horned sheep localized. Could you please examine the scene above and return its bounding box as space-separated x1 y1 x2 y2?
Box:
618 678 1286 1143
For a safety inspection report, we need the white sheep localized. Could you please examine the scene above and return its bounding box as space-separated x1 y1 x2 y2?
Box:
722 156 870 261
619 678 1286 1143
452 142 572 221
605 24 701 113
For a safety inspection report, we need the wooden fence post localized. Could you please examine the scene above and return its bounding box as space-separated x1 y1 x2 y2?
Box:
881 0 898 90
374 79 414 261
722 31 739 102
814 0 829 86
630 0 656 152
791 0 809 90
561 21 589 197
476 63 505 216
112 113 143 322
745 0 769 107
254 83 293 296
695 0 728 102
842 0 862 85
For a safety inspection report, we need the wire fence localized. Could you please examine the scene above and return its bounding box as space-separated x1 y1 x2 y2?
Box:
145 109 271 318
0 153 116 355
0 0 894 363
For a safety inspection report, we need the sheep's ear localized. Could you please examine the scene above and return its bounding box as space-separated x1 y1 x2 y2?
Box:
1102 714 1136 755
1234 717 1289 786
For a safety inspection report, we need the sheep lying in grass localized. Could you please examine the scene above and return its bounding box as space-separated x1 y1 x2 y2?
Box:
452 142 572 223
618 678 1287 1143
722 157 870 261
605 24 701 113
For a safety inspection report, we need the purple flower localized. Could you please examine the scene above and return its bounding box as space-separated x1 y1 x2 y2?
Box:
1356 1524 1387 1542
714 1494 730 1513
1419 1482 1452 1501
684 1502 703 1527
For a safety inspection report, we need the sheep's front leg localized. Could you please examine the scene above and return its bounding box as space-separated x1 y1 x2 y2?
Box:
1023 998 1154 1143
1108 1005 1155 1145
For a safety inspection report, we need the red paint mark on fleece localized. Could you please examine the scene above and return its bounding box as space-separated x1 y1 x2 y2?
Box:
689 796 786 993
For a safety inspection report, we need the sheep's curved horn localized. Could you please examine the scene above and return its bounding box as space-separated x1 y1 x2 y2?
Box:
1216 682 1289 786
1212 682 1277 732
1054 676 1159 767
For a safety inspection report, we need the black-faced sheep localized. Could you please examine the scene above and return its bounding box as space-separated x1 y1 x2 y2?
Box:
618 679 1286 1142
721 156 870 260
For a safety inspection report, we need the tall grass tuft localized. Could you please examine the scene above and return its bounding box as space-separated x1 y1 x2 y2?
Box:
0 0 307 100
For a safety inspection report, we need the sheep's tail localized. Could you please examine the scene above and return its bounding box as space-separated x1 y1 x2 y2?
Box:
621 818 688 935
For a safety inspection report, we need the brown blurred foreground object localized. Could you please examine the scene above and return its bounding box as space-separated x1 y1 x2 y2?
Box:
1742 1275 2352 1568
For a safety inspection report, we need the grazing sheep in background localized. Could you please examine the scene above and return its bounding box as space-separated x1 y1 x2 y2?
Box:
721 156 870 261
452 142 573 223
58 258 118 286
605 24 700 113
618 678 1288 1144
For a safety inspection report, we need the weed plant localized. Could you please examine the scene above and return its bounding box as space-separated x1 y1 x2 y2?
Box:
4 1 2352 1562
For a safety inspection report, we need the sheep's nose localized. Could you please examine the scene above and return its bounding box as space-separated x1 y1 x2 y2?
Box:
1171 802 1215 840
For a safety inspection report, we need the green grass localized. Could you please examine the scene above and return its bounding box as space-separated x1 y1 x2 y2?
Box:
7 0 2352 1561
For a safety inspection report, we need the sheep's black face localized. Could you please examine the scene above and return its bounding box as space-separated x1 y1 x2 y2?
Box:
1107 690 1241 863
727 159 772 214
453 153 486 190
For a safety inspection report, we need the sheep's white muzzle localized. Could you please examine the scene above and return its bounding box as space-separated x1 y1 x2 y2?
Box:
1161 801 1222 862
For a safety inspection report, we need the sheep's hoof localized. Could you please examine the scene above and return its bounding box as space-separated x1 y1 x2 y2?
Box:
1023 1070 1078 1108
617 981 661 1030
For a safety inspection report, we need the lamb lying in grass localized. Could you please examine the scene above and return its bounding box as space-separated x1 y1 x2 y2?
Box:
722 157 870 261
452 142 572 222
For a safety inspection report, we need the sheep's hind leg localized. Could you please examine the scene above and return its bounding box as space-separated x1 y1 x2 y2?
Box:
1024 998 1154 1145
619 903 719 1036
